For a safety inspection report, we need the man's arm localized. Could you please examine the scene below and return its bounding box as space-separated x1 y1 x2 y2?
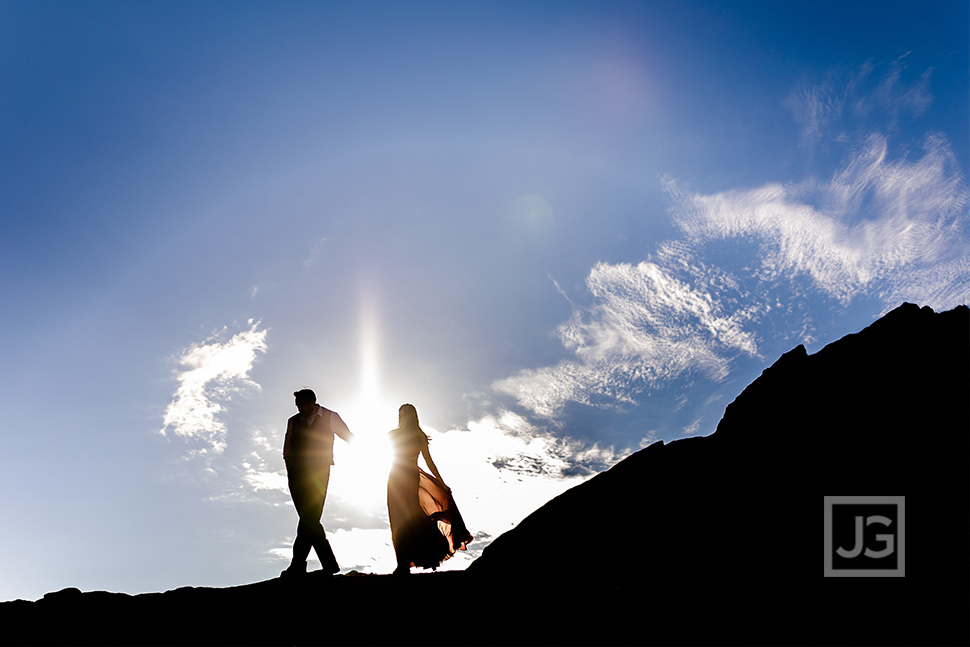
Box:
282 417 294 460
330 411 354 443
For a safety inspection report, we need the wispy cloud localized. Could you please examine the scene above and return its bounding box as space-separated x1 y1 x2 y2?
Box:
427 412 624 542
303 237 329 269
496 62 968 422
784 55 933 148
465 410 625 478
239 429 288 494
160 321 268 457
494 257 761 418
674 132 968 306
242 462 288 494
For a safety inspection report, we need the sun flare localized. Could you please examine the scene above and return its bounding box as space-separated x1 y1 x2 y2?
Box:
326 284 401 513
329 395 399 514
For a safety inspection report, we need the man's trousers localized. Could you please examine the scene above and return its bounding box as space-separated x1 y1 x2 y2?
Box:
287 464 339 573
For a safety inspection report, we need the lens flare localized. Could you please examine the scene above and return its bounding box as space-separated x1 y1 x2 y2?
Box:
328 277 396 512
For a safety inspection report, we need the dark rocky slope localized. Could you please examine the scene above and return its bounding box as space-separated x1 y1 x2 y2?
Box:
469 302 969 644
2 303 967 646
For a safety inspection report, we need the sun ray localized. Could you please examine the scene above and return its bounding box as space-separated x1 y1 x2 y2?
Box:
329 279 397 513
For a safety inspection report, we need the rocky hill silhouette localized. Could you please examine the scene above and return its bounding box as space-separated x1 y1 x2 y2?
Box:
469 302 969 645
2 302 967 646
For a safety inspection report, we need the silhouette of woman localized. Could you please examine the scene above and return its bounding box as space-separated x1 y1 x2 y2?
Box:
387 403 472 575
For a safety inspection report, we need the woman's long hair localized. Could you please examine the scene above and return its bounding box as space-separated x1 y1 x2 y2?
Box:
398 403 430 443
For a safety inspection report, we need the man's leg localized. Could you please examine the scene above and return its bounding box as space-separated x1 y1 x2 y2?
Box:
285 472 322 575
307 467 339 573
286 468 338 575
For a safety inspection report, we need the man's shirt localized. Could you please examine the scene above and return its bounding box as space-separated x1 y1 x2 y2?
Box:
283 404 353 467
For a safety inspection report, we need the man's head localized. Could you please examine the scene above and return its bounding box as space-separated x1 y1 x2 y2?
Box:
294 388 317 417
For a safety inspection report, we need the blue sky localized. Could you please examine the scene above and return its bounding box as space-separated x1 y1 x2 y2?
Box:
1 0 967 601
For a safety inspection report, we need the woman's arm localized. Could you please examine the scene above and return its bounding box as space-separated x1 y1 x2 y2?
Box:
420 444 450 493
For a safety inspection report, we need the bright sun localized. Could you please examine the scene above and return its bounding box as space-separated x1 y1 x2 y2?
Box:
328 394 397 514
326 285 406 513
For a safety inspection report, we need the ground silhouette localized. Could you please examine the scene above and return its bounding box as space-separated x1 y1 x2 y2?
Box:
2 303 967 646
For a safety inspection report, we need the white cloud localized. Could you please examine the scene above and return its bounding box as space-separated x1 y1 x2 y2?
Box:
333 411 624 532
432 413 621 540
674 133 968 306
494 257 763 417
784 56 934 148
242 464 288 494
238 430 289 494
160 321 268 457
496 63 968 422
303 237 329 268
326 528 397 574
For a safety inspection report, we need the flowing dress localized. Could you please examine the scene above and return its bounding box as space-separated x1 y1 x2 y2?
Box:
387 426 472 570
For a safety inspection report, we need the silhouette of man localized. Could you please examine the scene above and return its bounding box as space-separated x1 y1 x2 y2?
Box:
281 388 354 578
